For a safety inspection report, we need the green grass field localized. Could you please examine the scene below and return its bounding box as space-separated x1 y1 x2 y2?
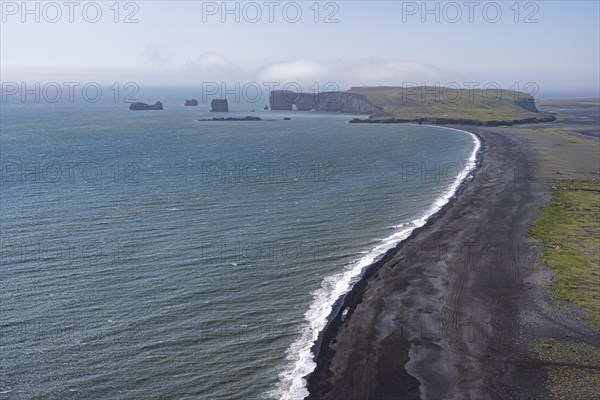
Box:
537 98 600 110
528 180 600 329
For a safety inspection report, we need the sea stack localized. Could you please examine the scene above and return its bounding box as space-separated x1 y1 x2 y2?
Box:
184 99 199 106
129 101 163 110
210 99 229 112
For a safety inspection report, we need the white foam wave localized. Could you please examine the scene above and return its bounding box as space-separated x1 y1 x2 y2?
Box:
271 128 480 400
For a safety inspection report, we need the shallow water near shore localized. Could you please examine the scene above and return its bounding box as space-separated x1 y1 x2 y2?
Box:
1 96 477 399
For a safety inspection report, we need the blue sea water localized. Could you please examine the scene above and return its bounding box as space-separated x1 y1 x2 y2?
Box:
0 90 478 399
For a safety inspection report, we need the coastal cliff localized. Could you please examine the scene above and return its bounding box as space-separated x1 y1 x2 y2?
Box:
269 91 383 114
515 97 539 112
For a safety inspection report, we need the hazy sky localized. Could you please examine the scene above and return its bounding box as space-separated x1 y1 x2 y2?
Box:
1 1 599 96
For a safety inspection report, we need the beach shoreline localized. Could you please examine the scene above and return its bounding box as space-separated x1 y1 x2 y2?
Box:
304 126 485 399
305 123 600 399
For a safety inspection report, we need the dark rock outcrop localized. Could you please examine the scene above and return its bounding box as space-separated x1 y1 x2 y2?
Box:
264 105 269 110
129 101 163 110
185 99 198 106
210 99 229 112
349 114 556 126
269 91 383 114
198 116 261 121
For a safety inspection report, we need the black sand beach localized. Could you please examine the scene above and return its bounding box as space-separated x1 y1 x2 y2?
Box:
306 121 600 399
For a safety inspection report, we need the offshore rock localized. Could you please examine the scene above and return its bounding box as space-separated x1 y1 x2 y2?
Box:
129 101 163 110
211 99 229 112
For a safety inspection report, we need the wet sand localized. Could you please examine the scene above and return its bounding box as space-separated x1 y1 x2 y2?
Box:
306 124 600 399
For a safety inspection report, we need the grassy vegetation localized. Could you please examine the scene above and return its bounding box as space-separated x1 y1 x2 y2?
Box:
537 98 600 110
508 125 600 181
515 102 599 394
524 126 598 146
528 180 600 329
349 86 541 121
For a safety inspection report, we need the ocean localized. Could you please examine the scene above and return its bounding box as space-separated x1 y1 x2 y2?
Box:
0 89 478 400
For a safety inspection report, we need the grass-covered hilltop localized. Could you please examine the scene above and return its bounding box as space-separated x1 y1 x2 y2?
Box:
269 85 556 125
347 85 556 125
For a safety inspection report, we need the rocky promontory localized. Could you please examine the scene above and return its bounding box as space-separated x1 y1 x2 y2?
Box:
210 99 229 112
129 101 163 110
269 91 382 114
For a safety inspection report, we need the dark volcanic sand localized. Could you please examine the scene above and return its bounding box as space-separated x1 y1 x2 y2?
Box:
306 126 600 399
